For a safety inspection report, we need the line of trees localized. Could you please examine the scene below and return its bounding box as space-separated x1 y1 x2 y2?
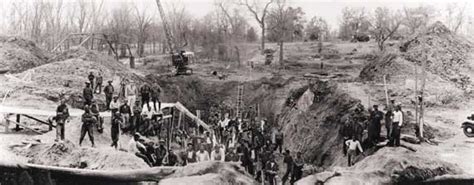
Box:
0 0 472 58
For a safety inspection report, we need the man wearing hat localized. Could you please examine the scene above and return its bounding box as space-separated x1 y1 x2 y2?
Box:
120 99 132 132
55 98 69 141
390 105 404 147
83 81 94 107
94 72 103 94
104 80 114 110
154 139 167 166
368 105 384 146
385 99 396 140
111 112 122 149
80 106 96 147
88 72 95 90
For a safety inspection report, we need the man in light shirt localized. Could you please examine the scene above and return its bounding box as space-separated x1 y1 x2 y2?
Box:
196 145 210 162
210 145 225 161
345 135 364 166
390 105 403 147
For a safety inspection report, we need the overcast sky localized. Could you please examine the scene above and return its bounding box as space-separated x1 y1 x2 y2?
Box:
0 0 473 32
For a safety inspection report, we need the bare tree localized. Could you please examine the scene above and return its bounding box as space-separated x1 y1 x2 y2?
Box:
238 0 275 53
338 7 370 40
216 0 248 64
370 7 402 51
305 16 329 41
445 3 468 33
402 5 435 34
133 5 152 57
266 0 305 64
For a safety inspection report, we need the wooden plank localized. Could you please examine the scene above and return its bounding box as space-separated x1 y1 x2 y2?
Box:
22 114 56 128
174 102 211 131
5 118 42 134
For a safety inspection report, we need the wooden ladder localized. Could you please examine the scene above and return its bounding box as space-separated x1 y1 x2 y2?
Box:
236 83 244 118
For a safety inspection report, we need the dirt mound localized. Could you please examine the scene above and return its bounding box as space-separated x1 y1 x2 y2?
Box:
400 21 473 88
0 36 50 73
14 140 148 170
280 80 366 167
297 147 461 185
361 22 473 89
7 47 142 108
161 162 255 185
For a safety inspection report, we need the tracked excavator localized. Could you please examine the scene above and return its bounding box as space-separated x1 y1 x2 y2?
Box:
155 0 192 75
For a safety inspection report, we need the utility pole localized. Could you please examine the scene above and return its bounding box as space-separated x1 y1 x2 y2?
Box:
415 63 419 137
419 53 428 139
383 75 389 106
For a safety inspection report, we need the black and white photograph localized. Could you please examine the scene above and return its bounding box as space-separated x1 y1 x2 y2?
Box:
0 0 473 184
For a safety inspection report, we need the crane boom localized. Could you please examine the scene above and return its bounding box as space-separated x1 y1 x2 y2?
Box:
155 0 176 54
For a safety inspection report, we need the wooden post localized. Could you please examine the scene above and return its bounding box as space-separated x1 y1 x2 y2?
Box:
415 63 419 135
167 107 174 160
4 114 10 133
196 110 201 135
15 114 21 131
419 53 428 139
383 75 389 106
130 56 135 69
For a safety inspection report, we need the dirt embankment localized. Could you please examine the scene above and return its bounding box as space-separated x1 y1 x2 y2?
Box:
279 80 366 168
359 22 473 108
2 47 141 109
0 36 51 73
297 147 462 185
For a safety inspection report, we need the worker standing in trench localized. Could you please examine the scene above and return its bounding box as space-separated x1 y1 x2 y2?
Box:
55 98 69 141
104 80 114 110
83 82 94 107
111 112 122 149
345 135 364 166
79 106 96 147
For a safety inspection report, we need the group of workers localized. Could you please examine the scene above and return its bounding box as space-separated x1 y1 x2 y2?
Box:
341 100 405 167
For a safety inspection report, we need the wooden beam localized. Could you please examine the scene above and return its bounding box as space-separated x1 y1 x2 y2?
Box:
0 160 177 182
21 114 55 129
51 34 72 52
4 118 42 134
174 102 211 131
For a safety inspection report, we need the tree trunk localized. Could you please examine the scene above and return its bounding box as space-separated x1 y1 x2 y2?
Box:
279 41 284 65
261 23 265 54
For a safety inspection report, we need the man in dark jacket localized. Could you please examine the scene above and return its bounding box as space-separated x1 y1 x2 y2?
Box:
140 83 151 111
80 106 96 147
131 100 142 134
111 112 121 149
154 140 167 166
291 152 304 184
368 105 384 145
104 81 114 110
282 150 293 185
55 99 69 141
264 154 279 185
341 119 352 156
88 72 95 90
90 101 103 133
151 83 161 112
120 100 132 132
95 72 103 94
83 82 94 107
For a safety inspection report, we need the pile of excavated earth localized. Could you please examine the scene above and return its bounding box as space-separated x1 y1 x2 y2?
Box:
0 36 51 73
359 22 473 107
